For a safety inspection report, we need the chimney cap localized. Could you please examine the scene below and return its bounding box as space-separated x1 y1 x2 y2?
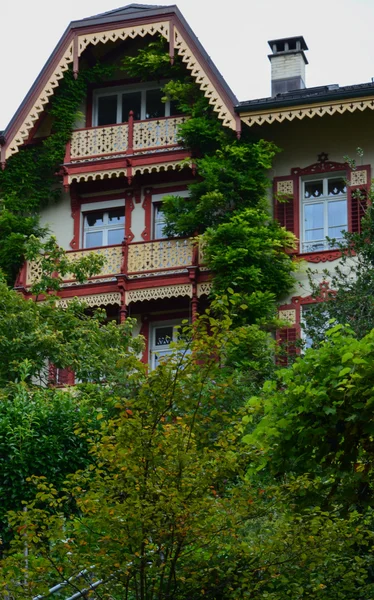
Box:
268 36 308 53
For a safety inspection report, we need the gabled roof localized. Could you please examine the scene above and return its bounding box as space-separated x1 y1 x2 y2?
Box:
237 81 374 112
79 4 167 23
2 4 239 161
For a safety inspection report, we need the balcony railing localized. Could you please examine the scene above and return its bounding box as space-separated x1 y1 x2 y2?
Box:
68 114 188 161
22 239 198 288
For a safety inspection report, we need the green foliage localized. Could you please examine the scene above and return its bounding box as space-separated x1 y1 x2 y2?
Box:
203 209 297 323
244 324 374 510
124 37 296 323
0 63 113 284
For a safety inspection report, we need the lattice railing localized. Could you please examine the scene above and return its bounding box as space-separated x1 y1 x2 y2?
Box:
25 246 123 286
133 116 187 150
24 239 198 287
69 116 187 160
127 239 194 272
70 124 129 159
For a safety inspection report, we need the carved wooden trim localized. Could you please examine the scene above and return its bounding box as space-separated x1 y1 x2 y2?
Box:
126 284 192 304
141 188 152 241
125 191 135 242
240 96 374 128
291 161 347 176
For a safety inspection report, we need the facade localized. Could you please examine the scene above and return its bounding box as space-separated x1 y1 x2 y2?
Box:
2 7 374 367
1 4 239 370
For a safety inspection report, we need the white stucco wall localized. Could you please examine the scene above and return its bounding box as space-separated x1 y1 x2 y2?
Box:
39 189 73 249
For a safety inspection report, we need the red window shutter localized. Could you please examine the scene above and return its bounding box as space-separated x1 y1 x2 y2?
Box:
277 326 298 366
273 175 299 250
347 165 371 234
48 364 75 386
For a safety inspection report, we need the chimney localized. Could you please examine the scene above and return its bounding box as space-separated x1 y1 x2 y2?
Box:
268 36 308 96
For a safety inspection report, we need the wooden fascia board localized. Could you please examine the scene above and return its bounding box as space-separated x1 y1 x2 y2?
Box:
240 95 374 127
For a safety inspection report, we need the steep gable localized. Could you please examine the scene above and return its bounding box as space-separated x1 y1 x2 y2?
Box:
1 4 239 163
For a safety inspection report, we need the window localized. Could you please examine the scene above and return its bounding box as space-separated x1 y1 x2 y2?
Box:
83 208 125 248
150 321 182 370
301 175 347 253
93 84 181 126
153 204 167 239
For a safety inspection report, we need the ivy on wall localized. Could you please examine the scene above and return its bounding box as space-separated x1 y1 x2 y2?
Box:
0 64 113 285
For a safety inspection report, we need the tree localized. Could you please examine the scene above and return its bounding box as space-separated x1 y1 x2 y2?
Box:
123 37 297 326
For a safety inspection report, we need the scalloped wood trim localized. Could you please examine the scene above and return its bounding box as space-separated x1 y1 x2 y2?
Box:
240 96 374 128
126 283 192 304
173 27 236 131
6 42 74 158
68 160 189 184
78 22 170 55
57 292 121 308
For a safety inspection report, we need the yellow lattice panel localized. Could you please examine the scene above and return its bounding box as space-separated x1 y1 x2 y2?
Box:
128 239 193 272
133 116 187 149
126 284 192 304
70 124 129 159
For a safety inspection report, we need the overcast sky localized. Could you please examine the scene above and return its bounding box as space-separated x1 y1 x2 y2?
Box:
1 0 374 130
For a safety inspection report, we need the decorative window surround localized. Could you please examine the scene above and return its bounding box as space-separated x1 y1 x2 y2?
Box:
274 161 371 259
70 191 134 250
149 319 183 370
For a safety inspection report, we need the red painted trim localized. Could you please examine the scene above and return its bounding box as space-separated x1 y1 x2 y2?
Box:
141 188 152 240
291 161 348 177
125 192 135 242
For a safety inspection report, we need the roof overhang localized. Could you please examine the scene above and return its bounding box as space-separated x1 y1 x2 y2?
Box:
237 89 374 128
2 4 240 161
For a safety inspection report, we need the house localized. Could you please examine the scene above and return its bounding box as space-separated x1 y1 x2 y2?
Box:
237 36 374 347
1 4 239 370
2 6 373 368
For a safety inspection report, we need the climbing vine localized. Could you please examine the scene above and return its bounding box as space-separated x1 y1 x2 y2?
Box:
124 38 297 324
0 63 113 284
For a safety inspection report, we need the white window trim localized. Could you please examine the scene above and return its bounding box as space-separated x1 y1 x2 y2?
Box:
149 319 183 370
300 172 347 253
81 199 125 249
93 82 172 126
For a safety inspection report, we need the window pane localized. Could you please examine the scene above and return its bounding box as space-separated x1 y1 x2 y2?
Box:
328 178 347 196
304 203 324 231
154 205 167 239
328 200 347 228
304 181 323 199
170 100 183 116
108 208 125 225
155 326 173 346
97 95 118 126
146 89 164 119
121 92 141 121
85 212 104 227
85 231 103 248
108 228 124 245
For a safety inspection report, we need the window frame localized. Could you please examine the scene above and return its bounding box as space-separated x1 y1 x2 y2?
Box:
92 82 173 126
149 319 183 370
81 199 125 249
300 172 348 254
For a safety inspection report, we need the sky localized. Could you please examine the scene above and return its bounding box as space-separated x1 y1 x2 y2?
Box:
1 0 374 130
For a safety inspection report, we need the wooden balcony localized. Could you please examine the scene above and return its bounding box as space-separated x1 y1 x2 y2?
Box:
67 114 188 162
21 239 199 288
